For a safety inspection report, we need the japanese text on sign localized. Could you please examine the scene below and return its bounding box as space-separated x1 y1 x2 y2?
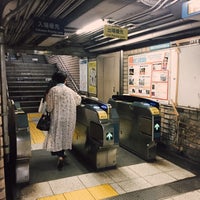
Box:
104 25 128 40
34 18 64 35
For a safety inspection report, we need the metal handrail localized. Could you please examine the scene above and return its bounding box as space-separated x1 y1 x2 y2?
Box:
57 56 79 92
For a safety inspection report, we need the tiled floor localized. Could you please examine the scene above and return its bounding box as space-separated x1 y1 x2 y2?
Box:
20 155 197 200
163 190 200 200
20 113 199 200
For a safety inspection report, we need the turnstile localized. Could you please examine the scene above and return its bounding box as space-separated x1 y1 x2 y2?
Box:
8 100 31 184
73 96 119 169
108 95 161 161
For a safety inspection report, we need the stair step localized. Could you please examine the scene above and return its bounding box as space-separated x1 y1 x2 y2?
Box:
9 91 45 96
6 71 54 75
8 85 48 90
7 77 51 81
19 100 41 106
9 95 43 101
22 107 39 113
8 81 48 88
6 63 55 67
6 69 55 74
6 55 57 113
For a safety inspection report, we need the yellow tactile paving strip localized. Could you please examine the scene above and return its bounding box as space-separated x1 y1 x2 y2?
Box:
37 184 118 200
28 113 46 144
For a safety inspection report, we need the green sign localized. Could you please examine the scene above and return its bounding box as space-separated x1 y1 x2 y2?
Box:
106 132 113 140
154 123 160 131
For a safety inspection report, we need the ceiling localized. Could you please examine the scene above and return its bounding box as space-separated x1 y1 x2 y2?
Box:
1 0 200 57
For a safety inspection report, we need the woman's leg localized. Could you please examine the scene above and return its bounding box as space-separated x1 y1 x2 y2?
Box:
56 150 65 158
51 150 65 170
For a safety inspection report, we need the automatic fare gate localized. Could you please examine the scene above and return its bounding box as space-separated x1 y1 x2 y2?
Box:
73 96 119 169
108 95 161 161
8 100 31 183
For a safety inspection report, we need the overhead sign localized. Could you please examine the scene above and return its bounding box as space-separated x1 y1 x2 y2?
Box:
104 25 128 40
182 1 200 19
34 18 64 35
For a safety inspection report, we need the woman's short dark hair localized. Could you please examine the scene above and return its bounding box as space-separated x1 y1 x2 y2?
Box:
52 71 67 84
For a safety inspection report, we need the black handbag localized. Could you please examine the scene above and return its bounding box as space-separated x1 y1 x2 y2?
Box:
36 112 50 131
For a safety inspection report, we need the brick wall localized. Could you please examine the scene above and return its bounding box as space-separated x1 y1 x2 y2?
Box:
161 104 200 163
0 96 6 200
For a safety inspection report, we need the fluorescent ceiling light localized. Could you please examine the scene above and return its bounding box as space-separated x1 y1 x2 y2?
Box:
76 19 106 34
38 37 64 46
188 0 200 14
189 0 200 7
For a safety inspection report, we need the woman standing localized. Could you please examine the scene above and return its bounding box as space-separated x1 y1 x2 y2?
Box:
43 71 81 170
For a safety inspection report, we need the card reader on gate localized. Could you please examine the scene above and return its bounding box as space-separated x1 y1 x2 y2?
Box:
73 97 119 169
85 104 108 120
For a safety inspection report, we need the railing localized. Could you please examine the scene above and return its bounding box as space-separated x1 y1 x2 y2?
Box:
49 55 79 92
57 56 79 92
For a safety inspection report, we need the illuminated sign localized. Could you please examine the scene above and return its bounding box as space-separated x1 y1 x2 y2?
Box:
154 119 161 139
106 132 113 140
104 25 128 40
154 123 160 131
182 1 200 19
34 18 64 35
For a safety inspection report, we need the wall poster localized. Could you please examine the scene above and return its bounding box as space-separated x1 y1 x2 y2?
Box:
79 58 88 92
128 50 170 100
88 60 97 94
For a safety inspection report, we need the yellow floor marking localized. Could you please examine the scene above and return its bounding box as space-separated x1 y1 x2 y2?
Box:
28 113 46 144
87 184 118 199
37 184 118 200
64 189 95 200
38 194 66 200
28 112 42 120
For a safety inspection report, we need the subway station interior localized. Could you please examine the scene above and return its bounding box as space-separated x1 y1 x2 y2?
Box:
0 0 200 200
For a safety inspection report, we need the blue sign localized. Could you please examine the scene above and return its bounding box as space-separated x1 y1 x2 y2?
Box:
150 43 170 51
182 1 200 19
34 18 64 35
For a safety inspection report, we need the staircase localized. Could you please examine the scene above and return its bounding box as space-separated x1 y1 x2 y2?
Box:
6 54 58 113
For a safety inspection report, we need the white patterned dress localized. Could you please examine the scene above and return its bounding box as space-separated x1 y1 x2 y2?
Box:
43 83 81 152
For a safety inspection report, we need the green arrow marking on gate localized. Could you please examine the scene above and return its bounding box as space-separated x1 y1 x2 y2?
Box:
106 132 113 140
154 123 160 131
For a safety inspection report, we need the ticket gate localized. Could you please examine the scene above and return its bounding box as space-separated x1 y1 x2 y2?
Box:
73 96 119 169
7 100 31 185
108 95 161 161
